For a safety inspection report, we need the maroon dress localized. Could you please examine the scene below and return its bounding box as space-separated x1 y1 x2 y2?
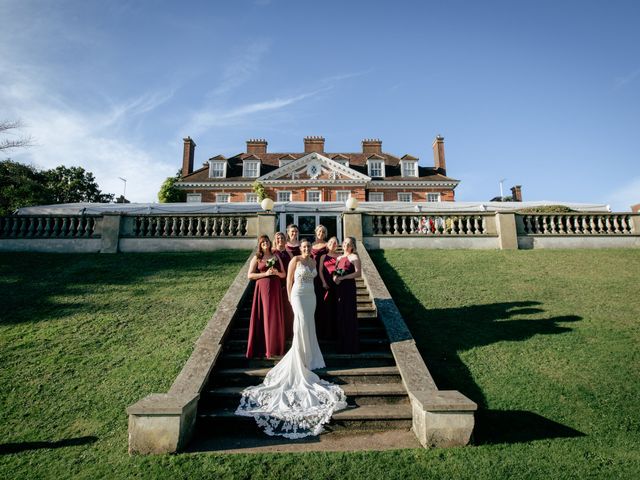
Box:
285 243 301 257
318 254 339 339
246 257 286 358
311 244 329 338
336 256 359 353
273 248 294 340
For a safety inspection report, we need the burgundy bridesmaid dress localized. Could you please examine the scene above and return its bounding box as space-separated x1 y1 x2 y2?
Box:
336 256 359 354
318 254 338 339
273 249 294 340
246 258 286 358
285 243 301 257
311 245 329 338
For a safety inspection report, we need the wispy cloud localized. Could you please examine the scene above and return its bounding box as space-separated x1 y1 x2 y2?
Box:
613 68 640 89
210 39 271 96
186 89 327 135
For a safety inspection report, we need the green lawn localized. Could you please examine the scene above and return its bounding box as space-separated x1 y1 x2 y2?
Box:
1 249 639 479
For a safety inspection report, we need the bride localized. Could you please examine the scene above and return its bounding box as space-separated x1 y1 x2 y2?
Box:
236 239 348 438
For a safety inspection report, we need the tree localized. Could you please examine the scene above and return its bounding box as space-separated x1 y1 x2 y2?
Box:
1 120 33 153
0 160 50 215
43 166 114 204
158 170 186 203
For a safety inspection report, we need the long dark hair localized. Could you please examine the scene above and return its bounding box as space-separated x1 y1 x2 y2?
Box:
256 235 272 260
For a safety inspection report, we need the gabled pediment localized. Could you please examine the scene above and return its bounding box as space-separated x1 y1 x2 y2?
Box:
243 154 261 161
210 154 227 161
279 154 297 160
258 152 371 182
367 153 385 161
401 154 418 161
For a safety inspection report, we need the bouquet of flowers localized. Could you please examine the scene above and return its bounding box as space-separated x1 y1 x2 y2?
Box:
334 268 346 277
266 257 277 270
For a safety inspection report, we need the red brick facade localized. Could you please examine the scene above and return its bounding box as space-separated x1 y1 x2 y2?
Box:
176 136 459 203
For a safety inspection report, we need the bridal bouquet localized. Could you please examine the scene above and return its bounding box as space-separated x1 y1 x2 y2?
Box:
266 257 277 270
334 268 346 277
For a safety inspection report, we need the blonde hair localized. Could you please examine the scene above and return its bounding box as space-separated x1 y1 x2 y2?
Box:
343 236 357 253
315 224 328 240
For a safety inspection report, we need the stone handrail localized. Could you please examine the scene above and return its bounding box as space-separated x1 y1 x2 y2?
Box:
125 214 251 238
366 213 493 236
518 213 635 235
0 215 100 238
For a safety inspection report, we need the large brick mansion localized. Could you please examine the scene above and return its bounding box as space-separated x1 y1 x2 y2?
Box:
175 136 460 204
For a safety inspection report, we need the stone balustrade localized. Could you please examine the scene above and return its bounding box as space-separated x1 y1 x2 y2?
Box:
0 215 100 238
519 213 634 235
128 215 250 238
368 213 491 236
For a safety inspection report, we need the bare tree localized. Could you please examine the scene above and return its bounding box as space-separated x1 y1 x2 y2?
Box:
0 120 34 152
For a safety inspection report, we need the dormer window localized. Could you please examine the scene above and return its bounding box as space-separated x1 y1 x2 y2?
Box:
243 160 260 178
401 161 417 177
367 159 385 178
332 155 350 168
210 161 226 178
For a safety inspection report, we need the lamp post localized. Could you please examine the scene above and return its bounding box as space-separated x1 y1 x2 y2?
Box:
345 197 359 211
499 178 506 201
260 197 274 212
118 177 127 199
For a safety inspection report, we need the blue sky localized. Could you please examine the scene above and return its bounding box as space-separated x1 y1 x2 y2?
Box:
1 0 639 209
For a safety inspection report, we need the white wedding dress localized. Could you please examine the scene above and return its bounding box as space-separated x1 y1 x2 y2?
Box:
235 261 348 438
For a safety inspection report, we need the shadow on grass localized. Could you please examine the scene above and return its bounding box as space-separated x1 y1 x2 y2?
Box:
370 251 585 445
0 251 249 326
0 436 98 454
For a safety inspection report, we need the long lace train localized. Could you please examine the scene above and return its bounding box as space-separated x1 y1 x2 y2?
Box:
235 262 347 438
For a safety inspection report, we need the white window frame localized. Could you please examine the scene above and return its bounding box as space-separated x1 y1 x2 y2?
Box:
209 161 227 178
369 192 384 202
335 191 351 202
397 192 413 202
367 160 385 178
401 160 418 177
306 190 322 202
215 193 230 203
243 160 260 178
427 193 441 202
245 193 258 203
186 193 202 203
277 191 292 202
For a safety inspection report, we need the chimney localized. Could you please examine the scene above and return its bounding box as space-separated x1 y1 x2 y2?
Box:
432 135 446 174
182 137 196 177
511 185 522 202
362 138 382 155
304 136 325 153
246 138 267 155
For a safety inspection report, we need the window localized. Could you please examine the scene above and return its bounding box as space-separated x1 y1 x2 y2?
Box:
307 190 321 202
369 192 384 202
397 192 412 202
216 194 230 203
427 193 441 202
277 191 292 202
243 161 260 178
210 161 226 178
368 160 384 177
186 193 202 203
336 191 351 202
245 193 258 203
334 158 349 168
401 161 417 177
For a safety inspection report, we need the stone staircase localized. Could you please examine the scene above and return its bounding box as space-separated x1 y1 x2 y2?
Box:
196 276 413 435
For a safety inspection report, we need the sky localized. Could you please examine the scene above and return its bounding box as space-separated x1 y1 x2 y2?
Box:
1 0 639 210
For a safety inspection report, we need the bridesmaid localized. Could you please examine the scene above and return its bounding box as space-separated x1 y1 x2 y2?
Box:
334 236 361 354
246 235 286 359
285 224 301 257
272 231 294 340
311 225 328 338
318 236 340 339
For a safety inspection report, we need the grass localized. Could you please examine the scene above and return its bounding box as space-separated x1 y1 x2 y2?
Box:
0 249 639 479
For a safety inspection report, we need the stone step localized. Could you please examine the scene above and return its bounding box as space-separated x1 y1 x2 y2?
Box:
197 404 413 431
228 326 387 340
201 383 410 408
233 309 379 326
223 338 390 353
209 366 401 386
217 351 396 369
